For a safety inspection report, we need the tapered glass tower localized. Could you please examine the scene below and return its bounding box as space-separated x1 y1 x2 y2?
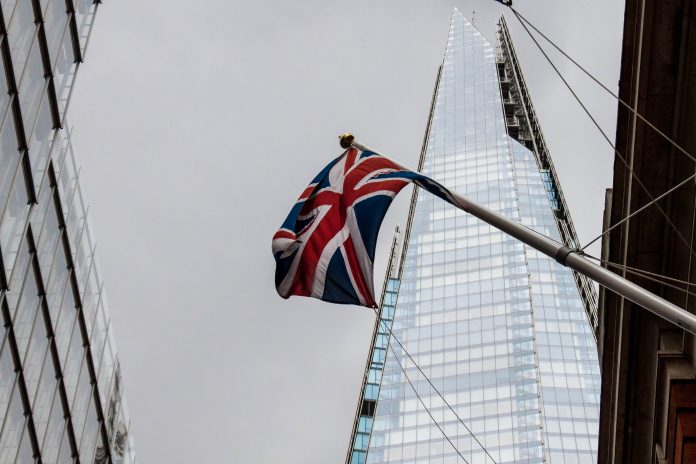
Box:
0 1 136 463
347 11 600 464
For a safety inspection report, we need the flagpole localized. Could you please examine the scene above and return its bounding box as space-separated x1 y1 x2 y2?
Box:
339 133 696 336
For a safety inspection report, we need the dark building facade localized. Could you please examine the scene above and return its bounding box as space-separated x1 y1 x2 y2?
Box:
0 1 136 463
598 0 696 462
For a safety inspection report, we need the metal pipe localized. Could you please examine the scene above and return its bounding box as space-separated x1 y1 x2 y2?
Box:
446 189 696 335
340 133 696 335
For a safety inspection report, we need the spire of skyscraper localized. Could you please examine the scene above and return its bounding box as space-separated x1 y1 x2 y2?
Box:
346 10 600 464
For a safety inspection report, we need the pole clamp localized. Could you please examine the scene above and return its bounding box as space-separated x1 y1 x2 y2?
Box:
555 245 574 265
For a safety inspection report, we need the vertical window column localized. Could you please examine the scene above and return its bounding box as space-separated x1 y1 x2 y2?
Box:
349 277 401 464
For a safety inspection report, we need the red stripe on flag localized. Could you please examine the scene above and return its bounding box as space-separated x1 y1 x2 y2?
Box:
297 184 317 202
344 147 358 171
289 202 342 298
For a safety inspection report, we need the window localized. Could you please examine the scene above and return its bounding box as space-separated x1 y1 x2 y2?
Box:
0 160 30 278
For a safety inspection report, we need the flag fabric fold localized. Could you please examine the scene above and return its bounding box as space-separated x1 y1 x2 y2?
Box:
272 147 456 308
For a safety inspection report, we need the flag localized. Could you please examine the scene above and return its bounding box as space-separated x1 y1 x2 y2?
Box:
272 147 456 308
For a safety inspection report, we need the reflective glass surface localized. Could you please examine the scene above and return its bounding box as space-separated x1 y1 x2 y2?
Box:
364 11 599 464
0 1 136 463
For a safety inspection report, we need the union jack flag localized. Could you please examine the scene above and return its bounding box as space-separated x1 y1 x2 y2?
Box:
272 147 455 308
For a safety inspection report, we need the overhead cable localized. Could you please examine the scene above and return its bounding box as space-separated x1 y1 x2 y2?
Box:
510 7 696 165
509 8 696 262
581 172 696 251
581 253 696 300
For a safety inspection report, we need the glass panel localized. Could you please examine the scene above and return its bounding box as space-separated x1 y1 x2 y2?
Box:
111 390 129 464
27 94 55 192
39 0 50 17
0 38 11 126
0 1 18 29
44 0 69 67
93 432 108 464
62 318 84 404
56 138 77 219
97 333 114 412
18 36 46 134
28 173 51 246
45 237 69 312
0 385 25 463
31 349 57 447
41 387 65 463
5 223 28 312
73 215 91 290
123 435 136 464
0 160 30 278
351 450 366 464
81 264 100 333
0 115 21 226
104 358 120 437
36 0 48 16
0 337 16 416
14 425 34 464
36 194 60 281
52 25 77 119
51 128 70 182
90 302 108 375
79 395 98 462
54 282 76 364
22 299 49 403
11 263 40 356
70 362 91 444
56 427 73 464
66 180 85 253
6 0 35 82
73 0 96 55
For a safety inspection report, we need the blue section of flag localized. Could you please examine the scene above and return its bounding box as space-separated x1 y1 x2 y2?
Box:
353 195 394 262
322 250 361 304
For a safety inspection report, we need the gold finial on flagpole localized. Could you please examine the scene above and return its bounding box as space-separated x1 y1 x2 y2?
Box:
339 133 355 149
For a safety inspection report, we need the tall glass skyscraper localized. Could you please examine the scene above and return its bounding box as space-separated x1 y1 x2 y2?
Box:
0 1 136 463
347 11 600 464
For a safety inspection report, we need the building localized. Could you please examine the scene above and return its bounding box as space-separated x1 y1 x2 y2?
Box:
346 10 600 464
597 0 696 462
0 1 135 463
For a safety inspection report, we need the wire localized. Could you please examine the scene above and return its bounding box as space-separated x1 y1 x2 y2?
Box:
580 172 696 251
509 8 696 264
582 251 696 287
509 7 696 165
611 266 696 299
581 252 696 299
371 308 498 463
685 207 696 308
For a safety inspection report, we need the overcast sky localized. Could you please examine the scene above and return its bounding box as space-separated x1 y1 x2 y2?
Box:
68 1 624 462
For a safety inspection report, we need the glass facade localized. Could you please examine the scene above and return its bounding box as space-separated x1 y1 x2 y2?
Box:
348 230 403 464
495 18 599 335
0 1 136 463
348 10 600 464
